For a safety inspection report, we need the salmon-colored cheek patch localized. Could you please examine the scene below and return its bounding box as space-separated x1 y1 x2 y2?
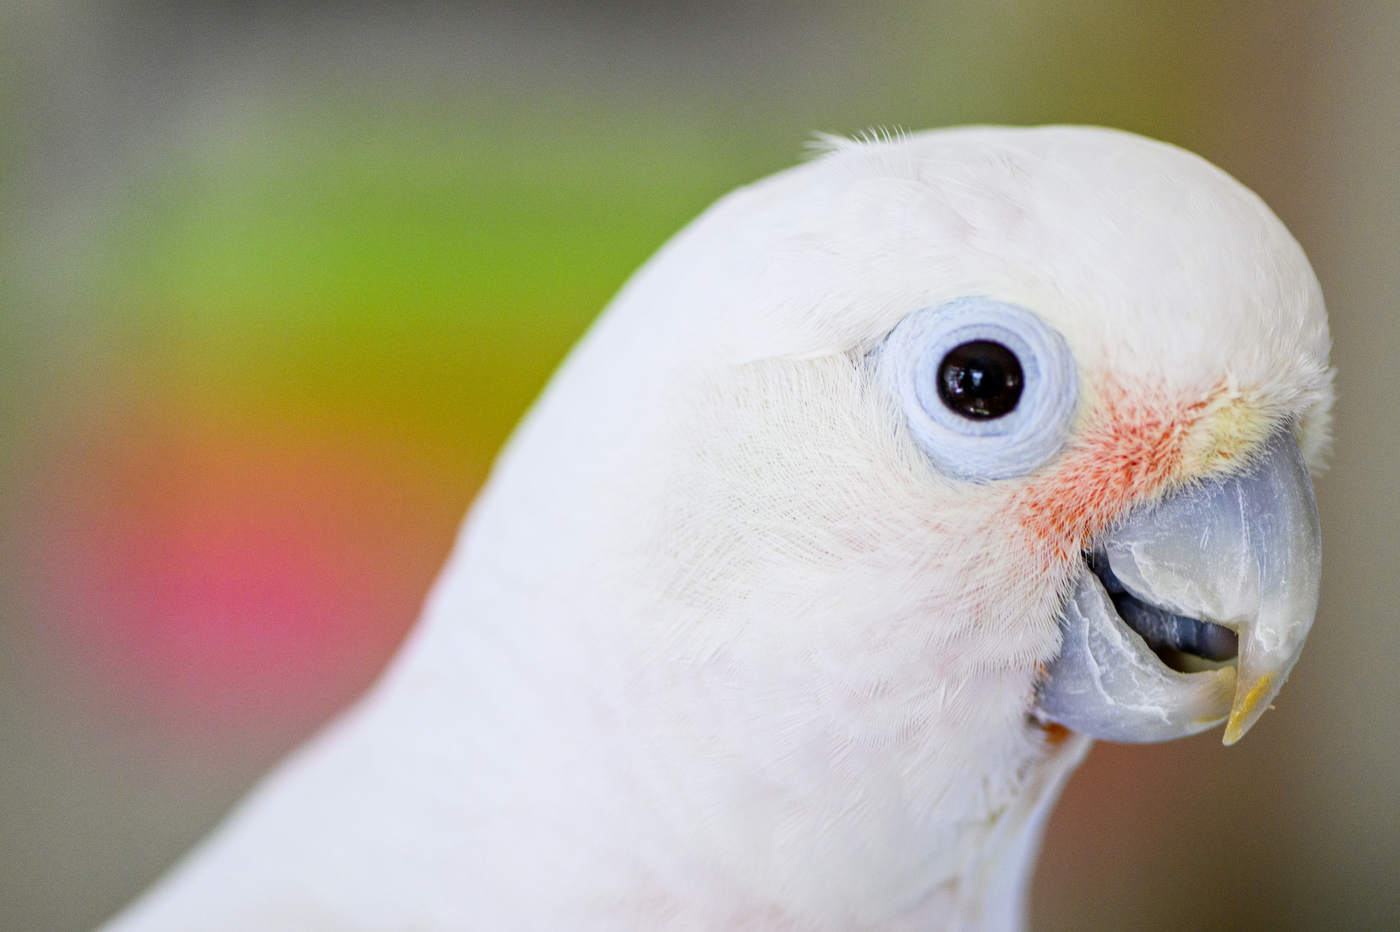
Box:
1013 384 1206 558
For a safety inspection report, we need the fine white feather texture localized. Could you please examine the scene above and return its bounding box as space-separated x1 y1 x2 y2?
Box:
101 125 1333 932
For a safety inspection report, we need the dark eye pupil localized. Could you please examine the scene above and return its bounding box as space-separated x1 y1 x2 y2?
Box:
936 340 1024 419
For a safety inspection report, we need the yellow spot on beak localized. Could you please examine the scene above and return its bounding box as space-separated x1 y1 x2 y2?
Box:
1223 671 1275 745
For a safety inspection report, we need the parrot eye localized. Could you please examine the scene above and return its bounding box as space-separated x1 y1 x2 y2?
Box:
936 341 1024 419
877 297 1079 480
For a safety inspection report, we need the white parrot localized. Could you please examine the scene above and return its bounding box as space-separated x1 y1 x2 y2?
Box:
99 125 1331 932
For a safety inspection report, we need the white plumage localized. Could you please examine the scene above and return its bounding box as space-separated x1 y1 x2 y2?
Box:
102 126 1332 932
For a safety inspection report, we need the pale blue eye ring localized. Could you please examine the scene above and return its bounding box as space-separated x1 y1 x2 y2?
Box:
879 297 1079 480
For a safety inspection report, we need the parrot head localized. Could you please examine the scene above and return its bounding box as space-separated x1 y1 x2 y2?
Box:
466 124 1330 924
99 125 1332 932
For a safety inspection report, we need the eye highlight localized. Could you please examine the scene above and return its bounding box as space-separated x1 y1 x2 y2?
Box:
937 340 1024 419
878 298 1079 481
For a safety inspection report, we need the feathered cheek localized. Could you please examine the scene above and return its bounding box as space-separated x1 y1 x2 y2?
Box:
1009 403 1199 561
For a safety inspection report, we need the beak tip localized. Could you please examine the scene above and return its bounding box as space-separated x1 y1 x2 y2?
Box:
1222 670 1278 745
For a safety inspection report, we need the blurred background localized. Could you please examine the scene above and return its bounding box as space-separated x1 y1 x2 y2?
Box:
0 1 1396 929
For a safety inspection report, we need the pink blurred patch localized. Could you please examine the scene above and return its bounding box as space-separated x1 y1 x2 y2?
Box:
27 415 476 737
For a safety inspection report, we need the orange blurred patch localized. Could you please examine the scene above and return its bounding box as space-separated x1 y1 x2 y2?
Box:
25 412 478 737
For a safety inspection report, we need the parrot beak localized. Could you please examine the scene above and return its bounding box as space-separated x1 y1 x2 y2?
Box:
1034 428 1321 745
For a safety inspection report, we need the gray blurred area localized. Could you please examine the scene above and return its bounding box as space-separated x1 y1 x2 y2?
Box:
2 2 1398 930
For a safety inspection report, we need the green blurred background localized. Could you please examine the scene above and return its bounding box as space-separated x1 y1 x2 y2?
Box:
1 2 1396 929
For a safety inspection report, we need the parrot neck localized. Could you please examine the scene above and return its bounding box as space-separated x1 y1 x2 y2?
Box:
282 544 1091 932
